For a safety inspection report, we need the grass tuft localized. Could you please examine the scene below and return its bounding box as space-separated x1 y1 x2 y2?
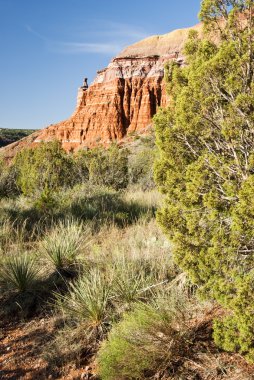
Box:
97 289 199 380
0 253 40 293
55 268 113 337
41 219 87 274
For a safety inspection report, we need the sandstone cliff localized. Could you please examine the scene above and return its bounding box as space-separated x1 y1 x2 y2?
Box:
2 23 202 158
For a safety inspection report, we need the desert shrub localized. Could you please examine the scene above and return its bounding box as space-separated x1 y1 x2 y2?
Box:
0 253 40 293
128 146 156 190
98 289 196 380
73 149 90 183
154 0 254 361
75 144 128 190
0 159 19 198
14 140 77 196
41 219 86 275
33 189 59 215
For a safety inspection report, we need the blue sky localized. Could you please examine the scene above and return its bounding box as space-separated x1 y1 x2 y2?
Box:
0 0 201 130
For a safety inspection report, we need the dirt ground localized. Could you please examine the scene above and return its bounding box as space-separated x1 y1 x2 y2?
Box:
1 311 254 380
0 318 96 380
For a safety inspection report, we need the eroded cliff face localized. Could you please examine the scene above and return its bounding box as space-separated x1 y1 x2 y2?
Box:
2 23 202 158
37 55 172 151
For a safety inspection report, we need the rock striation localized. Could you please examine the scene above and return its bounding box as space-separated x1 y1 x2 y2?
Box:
2 23 202 158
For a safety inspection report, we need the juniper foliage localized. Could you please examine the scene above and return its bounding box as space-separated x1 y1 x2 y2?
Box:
154 0 254 360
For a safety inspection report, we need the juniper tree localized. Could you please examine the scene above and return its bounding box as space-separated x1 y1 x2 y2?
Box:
154 0 254 360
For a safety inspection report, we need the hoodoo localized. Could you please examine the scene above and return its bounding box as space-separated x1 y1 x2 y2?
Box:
1 22 202 158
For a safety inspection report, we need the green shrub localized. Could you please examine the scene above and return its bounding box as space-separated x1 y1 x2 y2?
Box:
41 219 86 274
154 0 254 361
98 290 195 380
128 146 156 190
14 140 76 196
0 159 19 198
33 189 59 215
0 253 40 293
75 144 128 190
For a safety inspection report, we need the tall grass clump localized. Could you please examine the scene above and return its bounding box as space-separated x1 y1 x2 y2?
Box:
111 257 157 308
56 268 112 338
44 268 113 368
0 219 13 254
0 253 40 293
98 289 198 380
41 219 86 274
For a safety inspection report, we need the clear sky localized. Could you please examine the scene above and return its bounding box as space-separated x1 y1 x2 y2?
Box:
0 0 201 130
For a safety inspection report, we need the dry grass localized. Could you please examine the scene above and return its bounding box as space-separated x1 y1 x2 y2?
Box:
1 188 254 379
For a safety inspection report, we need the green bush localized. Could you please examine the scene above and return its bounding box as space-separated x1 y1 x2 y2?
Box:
154 0 254 360
0 159 19 198
98 290 195 380
75 144 128 190
14 140 76 196
128 146 156 190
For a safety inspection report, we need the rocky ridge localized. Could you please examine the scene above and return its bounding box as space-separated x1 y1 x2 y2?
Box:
1 23 202 158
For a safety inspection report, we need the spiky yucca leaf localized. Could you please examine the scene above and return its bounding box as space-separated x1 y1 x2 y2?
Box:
56 268 112 335
111 257 155 305
0 254 40 293
41 219 87 272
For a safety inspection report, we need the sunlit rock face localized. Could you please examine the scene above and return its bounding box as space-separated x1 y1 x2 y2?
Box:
2 23 202 158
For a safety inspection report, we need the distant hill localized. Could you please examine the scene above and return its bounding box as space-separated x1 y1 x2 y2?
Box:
0 128 37 148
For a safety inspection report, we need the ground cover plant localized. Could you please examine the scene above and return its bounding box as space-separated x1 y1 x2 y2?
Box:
0 179 253 378
2 5 254 374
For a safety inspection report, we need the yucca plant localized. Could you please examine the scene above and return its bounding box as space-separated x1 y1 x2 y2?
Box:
0 253 40 293
56 268 112 337
41 219 86 274
111 257 155 307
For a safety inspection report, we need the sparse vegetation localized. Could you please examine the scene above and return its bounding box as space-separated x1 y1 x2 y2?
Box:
2 1 254 377
1 128 253 378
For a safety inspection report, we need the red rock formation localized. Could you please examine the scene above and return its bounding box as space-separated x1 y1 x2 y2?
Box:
1 23 202 158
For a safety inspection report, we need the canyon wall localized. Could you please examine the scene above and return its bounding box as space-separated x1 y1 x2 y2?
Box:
2 23 202 158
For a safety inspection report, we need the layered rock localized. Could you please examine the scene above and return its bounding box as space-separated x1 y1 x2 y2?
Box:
2 23 202 158
36 55 170 151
